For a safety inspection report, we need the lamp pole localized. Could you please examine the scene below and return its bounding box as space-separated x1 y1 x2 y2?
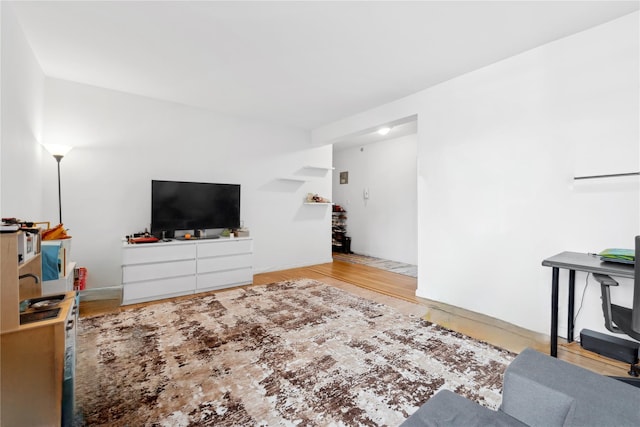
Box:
54 154 63 224
43 144 72 225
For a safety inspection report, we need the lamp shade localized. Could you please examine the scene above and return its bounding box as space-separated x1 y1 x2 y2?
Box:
43 144 73 157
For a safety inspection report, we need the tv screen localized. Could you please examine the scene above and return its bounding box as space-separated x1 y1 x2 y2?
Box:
151 180 240 234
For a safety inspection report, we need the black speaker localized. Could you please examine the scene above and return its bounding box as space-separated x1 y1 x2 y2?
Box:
580 328 639 364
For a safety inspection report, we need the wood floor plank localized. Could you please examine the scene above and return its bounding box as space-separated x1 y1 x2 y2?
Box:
308 261 418 302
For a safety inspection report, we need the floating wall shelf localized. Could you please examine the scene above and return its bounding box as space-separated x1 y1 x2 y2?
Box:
573 172 639 181
304 165 335 171
277 177 307 183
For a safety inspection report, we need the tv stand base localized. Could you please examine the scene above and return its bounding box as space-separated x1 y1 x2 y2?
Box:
121 237 253 305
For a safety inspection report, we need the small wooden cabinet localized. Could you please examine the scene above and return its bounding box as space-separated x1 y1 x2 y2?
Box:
1 232 77 427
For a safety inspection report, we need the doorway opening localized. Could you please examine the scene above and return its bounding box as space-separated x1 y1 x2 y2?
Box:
331 118 418 279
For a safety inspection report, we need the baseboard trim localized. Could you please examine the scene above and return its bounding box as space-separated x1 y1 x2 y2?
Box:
419 296 549 354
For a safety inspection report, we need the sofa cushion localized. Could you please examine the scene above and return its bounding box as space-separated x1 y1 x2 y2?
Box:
401 390 527 427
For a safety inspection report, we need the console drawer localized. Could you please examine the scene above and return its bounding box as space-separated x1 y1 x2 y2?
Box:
123 275 196 305
198 254 252 274
123 243 196 265
197 268 253 291
197 239 252 258
123 259 196 283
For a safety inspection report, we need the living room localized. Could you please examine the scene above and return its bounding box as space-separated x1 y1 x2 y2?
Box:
2 1 639 426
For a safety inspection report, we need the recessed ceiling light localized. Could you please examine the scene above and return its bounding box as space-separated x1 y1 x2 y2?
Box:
377 126 391 136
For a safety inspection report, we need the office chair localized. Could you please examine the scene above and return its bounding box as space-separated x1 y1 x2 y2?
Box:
593 235 640 377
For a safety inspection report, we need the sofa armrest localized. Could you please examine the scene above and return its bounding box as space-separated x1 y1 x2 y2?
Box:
500 365 575 426
501 348 640 427
402 390 526 427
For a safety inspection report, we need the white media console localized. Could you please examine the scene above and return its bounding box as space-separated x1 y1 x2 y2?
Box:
121 237 253 305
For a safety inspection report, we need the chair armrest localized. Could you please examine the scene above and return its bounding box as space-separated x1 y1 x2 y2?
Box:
592 273 619 286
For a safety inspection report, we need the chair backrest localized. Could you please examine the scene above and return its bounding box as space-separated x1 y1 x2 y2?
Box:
633 235 640 333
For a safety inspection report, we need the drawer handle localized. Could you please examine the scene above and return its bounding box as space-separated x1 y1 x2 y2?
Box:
66 320 75 331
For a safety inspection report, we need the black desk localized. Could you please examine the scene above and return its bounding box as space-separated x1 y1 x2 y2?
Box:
542 252 635 357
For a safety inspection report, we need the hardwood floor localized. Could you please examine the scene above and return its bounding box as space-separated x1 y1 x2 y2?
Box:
79 260 632 378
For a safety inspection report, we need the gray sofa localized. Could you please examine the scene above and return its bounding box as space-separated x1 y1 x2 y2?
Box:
402 348 640 427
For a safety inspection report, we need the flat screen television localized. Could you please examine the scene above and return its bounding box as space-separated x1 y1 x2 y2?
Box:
151 180 240 236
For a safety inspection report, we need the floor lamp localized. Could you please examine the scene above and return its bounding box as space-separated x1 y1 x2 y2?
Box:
43 144 73 225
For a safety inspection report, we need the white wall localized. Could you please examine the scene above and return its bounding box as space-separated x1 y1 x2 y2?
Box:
314 12 639 338
332 134 417 264
1 1 333 291
39 78 333 289
1 3 45 219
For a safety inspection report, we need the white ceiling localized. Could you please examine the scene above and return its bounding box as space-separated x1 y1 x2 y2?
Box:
10 1 640 132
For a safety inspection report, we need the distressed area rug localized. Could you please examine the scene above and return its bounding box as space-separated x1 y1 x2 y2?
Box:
75 279 514 426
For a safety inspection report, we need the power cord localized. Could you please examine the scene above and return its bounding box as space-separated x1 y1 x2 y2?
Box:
573 272 591 342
